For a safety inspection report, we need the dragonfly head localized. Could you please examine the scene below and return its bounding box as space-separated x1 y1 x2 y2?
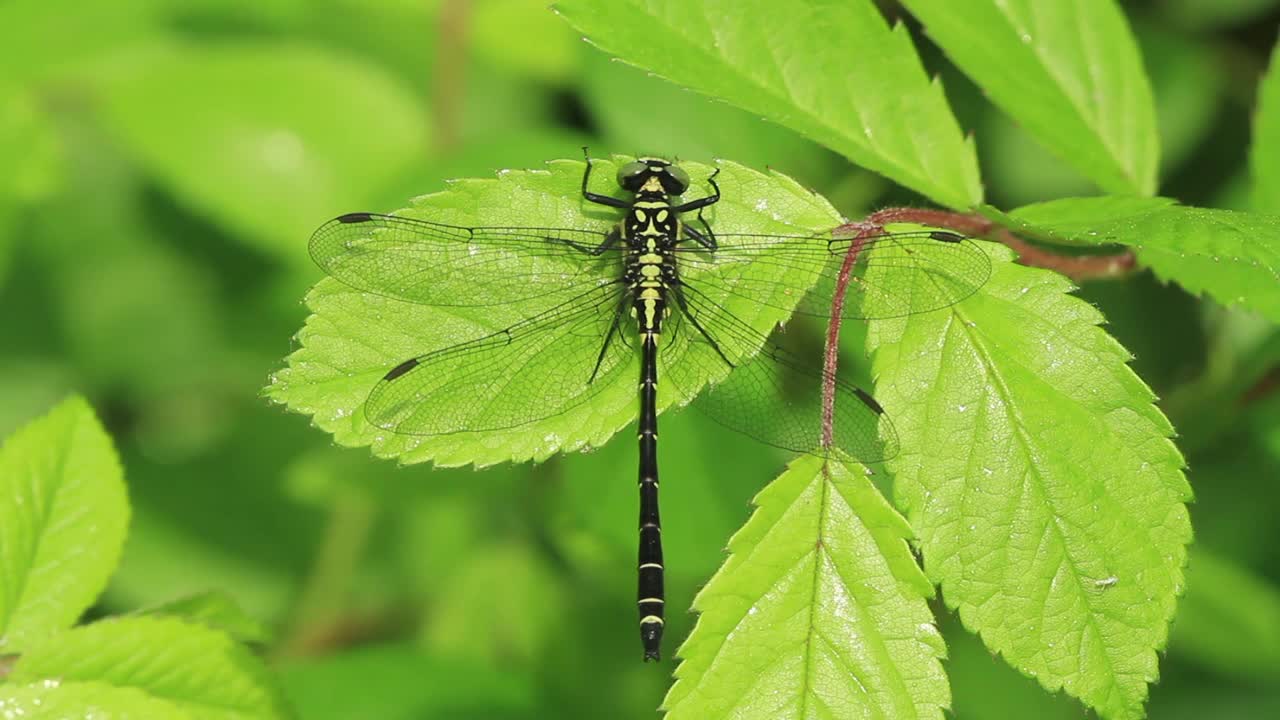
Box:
617 157 691 195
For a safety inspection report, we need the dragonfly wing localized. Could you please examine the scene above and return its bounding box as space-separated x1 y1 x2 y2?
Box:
675 229 991 320
366 283 634 435
660 284 898 462
311 212 624 307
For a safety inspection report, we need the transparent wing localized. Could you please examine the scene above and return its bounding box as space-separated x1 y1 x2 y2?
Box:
674 228 990 320
311 212 625 307
365 282 633 435
660 284 899 462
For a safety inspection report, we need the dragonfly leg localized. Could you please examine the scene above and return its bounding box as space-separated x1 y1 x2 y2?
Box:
581 147 630 209
669 285 734 368
589 294 631 383
670 167 721 212
559 226 621 256
682 217 717 251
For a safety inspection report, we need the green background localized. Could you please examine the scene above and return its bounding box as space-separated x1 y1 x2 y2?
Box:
1 0 1278 717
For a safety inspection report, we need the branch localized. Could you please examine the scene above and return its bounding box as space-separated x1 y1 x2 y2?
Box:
820 226 875 452
865 207 1136 281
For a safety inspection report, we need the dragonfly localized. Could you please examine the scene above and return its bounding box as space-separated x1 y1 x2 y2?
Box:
309 151 991 661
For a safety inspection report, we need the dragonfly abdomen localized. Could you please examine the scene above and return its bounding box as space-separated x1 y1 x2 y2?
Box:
637 331 664 661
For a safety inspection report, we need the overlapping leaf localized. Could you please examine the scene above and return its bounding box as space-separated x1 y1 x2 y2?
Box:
996 196 1280 322
664 454 948 719
0 396 128 652
866 243 1192 720
9 616 293 720
554 0 982 209
0 681 194 720
904 0 1158 195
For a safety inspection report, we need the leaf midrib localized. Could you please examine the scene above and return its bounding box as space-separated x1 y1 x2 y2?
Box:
992 1 1138 189
604 0 953 201
948 305 1137 710
5 411 78 644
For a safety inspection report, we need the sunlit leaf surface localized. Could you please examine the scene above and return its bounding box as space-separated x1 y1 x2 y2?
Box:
664 454 949 720
555 0 982 209
868 245 1192 720
0 396 128 652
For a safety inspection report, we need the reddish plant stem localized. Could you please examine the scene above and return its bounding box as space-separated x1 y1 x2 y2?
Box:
865 207 1137 281
818 203 1140 451
821 228 873 450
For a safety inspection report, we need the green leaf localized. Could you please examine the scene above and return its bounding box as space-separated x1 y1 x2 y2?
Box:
420 542 565 664
139 591 273 646
1169 547 1280 682
0 396 128 652
0 0 166 86
554 0 982 209
471 0 579 83
96 42 428 262
663 454 949 719
867 244 1192 720
9 616 294 720
999 197 1280 322
279 645 535 720
0 681 194 720
1253 39 1280 210
266 158 842 467
581 53 834 184
902 0 1158 196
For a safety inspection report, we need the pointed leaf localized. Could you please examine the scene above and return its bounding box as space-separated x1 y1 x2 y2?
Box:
140 591 273 646
0 396 128 652
903 0 1158 195
554 0 982 209
1253 39 1280 209
266 158 841 467
664 454 949 719
9 616 294 720
867 244 1192 720
996 197 1280 322
0 681 194 720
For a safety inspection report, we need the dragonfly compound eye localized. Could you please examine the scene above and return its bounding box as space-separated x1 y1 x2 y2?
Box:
616 161 650 191
663 164 691 195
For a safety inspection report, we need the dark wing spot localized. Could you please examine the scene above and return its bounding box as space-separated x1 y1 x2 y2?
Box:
337 212 374 224
383 357 420 381
853 388 885 414
929 230 965 243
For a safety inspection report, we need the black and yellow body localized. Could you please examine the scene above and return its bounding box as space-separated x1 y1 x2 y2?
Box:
580 154 721 661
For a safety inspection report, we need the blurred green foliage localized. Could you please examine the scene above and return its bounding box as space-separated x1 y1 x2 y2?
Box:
0 0 1278 718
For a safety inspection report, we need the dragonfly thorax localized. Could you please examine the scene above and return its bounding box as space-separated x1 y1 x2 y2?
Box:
623 201 677 336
